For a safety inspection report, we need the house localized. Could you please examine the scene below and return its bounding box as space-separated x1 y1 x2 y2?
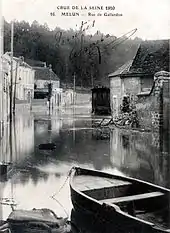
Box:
25 59 62 107
2 52 35 101
33 66 62 106
0 53 34 124
109 39 170 116
109 60 133 116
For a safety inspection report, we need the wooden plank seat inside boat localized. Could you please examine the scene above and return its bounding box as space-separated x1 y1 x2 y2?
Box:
101 191 164 204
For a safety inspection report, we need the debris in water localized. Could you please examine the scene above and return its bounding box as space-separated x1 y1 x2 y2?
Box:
38 143 57 150
0 208 73 233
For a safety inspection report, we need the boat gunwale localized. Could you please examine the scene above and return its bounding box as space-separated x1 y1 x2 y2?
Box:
69 166 170 231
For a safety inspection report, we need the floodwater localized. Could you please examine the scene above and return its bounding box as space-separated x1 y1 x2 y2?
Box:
0 105 170 232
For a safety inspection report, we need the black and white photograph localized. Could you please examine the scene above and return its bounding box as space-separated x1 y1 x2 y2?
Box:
0 0 170 232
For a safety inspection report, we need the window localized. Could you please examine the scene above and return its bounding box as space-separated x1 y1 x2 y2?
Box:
140 76 154 92
44 82 49 88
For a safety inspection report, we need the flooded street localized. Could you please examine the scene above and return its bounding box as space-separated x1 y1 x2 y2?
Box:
1 106 170 231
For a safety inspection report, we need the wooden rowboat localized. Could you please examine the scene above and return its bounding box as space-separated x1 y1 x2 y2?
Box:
69 167 170 232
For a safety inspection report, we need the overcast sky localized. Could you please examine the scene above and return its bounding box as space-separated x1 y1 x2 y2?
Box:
1 0 170 40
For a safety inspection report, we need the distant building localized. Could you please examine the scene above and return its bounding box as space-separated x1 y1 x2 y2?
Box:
25 59 62 107
33 66 62 106
62 88 74 106
109 39 170 117
1 53 35 125
33 66 60 89
2 52 35 101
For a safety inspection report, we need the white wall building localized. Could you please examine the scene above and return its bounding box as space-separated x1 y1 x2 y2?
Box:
2 52 35 101
33 66 62 106
15 58 35 101
25 59 77 107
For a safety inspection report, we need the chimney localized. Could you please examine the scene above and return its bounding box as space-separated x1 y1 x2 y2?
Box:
20 56 24 62
19 56 24 65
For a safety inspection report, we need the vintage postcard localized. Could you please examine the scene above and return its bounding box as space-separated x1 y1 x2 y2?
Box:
0 0 170 232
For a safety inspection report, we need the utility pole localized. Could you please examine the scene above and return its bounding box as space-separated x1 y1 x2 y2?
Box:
73 72 76 143
91 72 94 88
9 21 14 123
73 72 76 106
0 15 4 138
48 64 52 113
29 90 32 111
13 59 19 114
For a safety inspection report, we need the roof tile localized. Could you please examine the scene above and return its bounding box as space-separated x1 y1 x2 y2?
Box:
33 67 59 81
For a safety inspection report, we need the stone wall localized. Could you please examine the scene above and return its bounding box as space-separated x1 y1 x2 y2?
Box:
135 71 170 131
110 71 170 132
136 92 159 130
162 79 170 132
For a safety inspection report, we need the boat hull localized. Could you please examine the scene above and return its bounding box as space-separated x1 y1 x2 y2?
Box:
69 167 170 233
70 186 159 232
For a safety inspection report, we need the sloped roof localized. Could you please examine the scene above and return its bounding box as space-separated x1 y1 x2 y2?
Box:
3 52 31 68
13 57 31 68
108 60 133 77
125 39 170 75
25 58 46 67
33 67 60 81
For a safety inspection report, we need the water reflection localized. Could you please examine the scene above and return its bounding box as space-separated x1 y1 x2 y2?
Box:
0 108 170 231
0 109 113 220
0 113 34 165
110 128 170 188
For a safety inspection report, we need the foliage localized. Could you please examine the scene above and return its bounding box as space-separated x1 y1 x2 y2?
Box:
4 20 143 87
